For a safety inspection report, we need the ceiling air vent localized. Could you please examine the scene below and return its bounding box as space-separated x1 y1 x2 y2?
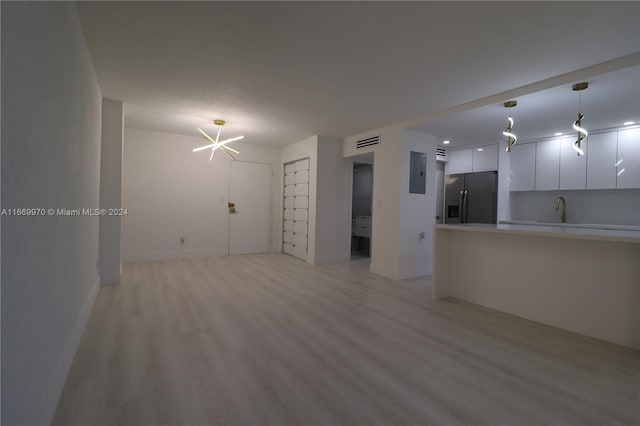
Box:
436 147 448 162
356 135 380 149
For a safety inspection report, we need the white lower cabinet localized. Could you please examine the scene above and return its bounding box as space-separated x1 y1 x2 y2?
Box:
354 216 371 238
587 132 617 189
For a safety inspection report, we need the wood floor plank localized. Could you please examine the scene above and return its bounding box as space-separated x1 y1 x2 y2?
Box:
52 254 640 426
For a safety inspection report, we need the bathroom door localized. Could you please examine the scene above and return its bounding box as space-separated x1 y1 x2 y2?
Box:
228 161 272 255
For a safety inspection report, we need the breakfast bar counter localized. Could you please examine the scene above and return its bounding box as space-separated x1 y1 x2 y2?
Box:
433 223 640 349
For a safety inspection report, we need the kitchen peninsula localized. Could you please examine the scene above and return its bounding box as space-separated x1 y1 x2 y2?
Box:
433 223 640 349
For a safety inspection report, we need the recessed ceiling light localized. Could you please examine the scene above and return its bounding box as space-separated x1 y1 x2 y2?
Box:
624 121 635 126
554 132 563 136
443 140 450 145
477 148 483 152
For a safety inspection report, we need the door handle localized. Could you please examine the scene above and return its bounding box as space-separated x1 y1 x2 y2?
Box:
459 191 464 223
463 191 469 223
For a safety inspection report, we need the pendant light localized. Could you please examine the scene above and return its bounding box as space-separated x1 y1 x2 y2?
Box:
503 101 518 152
193 119 243 162
571 82 588 156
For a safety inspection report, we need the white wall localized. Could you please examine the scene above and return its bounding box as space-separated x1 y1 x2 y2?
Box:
344 127 443 279
1 3 102 424
0 1 3 420
369 127 404 278
99 99 124 284
510 189 640 225
315 136 351 264
122 128 281 261
398 130 438 278
344 126 404 278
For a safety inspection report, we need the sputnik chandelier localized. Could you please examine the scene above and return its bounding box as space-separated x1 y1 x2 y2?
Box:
503 100 518 152
193 119 243 161
571 82 589 156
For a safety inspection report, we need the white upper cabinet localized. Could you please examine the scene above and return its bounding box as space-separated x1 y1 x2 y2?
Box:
559 136 587 190
472 144 498 172
448 145 498 175
447 148 472 174
509 143 536 191
507 128 638 192
535 138 560 190
616 128 640 189
586 132 617 190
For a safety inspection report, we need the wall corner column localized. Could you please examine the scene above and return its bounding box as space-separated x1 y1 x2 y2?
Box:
99 98 124 285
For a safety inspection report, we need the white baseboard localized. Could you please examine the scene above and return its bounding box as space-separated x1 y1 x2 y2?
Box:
370 261 432 281
396 265 432 280
33 275 100 426
100 263 122 285
100 272 121 286
312 251 350 265
121 248 228 262
370 262 403 280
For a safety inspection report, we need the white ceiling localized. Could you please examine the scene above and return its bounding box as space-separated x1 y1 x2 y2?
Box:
76 2 640 147
410 65 640 148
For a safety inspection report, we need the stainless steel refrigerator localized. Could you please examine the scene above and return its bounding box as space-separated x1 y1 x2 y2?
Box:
444 171 497 224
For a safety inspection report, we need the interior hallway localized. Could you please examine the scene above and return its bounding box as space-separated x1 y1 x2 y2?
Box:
53 254 639 425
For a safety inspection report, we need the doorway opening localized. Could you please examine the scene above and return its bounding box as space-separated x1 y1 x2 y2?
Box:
350 153 374 259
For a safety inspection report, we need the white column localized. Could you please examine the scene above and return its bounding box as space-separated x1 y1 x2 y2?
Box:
397 129 438 279
99 98 124 285
314 136 351 264
368 126 403 279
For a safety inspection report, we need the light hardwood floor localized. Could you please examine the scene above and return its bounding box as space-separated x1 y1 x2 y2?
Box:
53 254 640 425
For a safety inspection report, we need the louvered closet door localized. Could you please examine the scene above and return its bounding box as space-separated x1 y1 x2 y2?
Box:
283 158 309 260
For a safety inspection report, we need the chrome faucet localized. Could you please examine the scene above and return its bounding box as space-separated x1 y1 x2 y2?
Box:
555 196 566 223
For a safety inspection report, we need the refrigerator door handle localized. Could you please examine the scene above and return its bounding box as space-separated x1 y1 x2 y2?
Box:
459 190 465 223
463 190 469 223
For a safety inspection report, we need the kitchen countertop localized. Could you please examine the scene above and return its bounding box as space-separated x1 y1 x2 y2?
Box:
435 223 640 244
499 220 640 231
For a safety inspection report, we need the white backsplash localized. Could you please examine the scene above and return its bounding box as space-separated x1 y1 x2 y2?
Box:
509 189 640 225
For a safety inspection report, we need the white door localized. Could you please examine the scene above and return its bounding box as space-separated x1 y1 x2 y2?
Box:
229 161 272 255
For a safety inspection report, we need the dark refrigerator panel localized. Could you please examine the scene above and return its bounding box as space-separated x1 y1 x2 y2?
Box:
464 171 497 224
444 173 465 224
444 171 497 224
